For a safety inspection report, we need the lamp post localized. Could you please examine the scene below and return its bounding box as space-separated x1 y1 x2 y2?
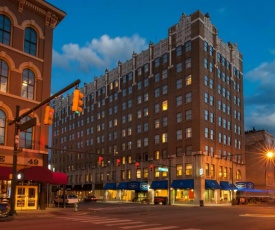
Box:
265 151 275 188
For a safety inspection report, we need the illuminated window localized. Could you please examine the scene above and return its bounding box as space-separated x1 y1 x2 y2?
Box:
162 133 168 143
136 169 141 179
154 150 160 160
155 168 160 178
176 164 183 176
0 60 8 93
121 170 126 180
21 69 35 100
154 119 160 128
162 100 168 111
143 168 148 179
185 127 192 138
127 169 131 179
185 75 192 85
185 163 192 176
19 116 33 149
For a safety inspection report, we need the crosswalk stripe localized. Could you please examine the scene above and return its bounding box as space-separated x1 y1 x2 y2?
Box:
93 219 133 224
106 221 144 226
120 224 161 229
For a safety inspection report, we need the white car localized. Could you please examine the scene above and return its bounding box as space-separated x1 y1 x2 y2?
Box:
54 194 78 205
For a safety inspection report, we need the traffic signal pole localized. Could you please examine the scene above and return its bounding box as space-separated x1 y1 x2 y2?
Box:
8 79 81 216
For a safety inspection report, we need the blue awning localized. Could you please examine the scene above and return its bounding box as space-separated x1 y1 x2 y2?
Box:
171 179 194 189
205 180 221 189
150 180 168 189
117 182 128 190
103 183 116 190
220 181 237 190
128 181 148 191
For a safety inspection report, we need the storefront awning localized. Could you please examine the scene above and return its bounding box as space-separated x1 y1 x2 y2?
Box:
103 183 116 190
117 182 128 190
82 184 93 191
0 166 12 180
205 180 221 189
220 181 237 190
128 181 148 191
150 180 168 189
19 166 53 183
51 172 68 185
73 184 82 190
171 179 194 189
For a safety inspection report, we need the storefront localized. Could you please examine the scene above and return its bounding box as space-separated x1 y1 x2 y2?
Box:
220 181 237 203
204 179 221 203
171 179 194 203
103 183 117 201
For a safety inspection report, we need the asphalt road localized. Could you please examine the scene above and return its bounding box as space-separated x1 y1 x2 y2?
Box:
1 202 275 230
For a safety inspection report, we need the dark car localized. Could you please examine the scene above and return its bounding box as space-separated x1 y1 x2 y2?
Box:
0 203 9 218
84 195 97 202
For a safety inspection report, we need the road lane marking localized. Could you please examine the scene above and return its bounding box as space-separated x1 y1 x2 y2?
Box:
106 221 144 226
140 226 179 229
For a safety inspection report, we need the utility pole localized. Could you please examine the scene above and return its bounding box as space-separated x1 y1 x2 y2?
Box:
8 79 81 216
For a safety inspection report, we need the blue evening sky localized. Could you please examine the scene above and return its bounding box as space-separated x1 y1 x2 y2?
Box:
47 0 275 136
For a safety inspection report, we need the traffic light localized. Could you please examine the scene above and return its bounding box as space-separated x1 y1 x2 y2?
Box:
44 105 54 125
135 162 139 169
98 156 103 166
72 89 84 114
116 159 121 167
150 164 153 171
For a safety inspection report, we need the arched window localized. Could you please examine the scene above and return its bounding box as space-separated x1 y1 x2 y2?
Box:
0 14 11 45
24 27 37 56
19 116 33 149
0 109 6 145
236 169 242 180
0 59 8 92
21 69 34 99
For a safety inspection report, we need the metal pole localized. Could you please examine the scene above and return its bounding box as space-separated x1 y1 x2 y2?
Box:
231 155 234 205
168 158 171 205
9 105 20 216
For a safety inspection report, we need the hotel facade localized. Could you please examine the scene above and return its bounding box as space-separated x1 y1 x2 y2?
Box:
51 11 245 205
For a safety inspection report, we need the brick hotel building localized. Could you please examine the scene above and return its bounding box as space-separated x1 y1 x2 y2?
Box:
51 11 245 205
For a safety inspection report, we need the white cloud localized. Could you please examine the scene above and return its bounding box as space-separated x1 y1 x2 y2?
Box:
52 34 147 73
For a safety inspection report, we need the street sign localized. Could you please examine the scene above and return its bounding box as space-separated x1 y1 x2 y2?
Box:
19 117 36 131
158 167 168 172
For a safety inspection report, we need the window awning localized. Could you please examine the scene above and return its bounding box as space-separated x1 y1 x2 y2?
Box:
0 166 12 180
128 181 148 191
18 166 67 185
150 180 168 189
19 166 53 183
103 183 116 190
205 180 221 189
117 182 128 190
82 184 92 191
51 172 68 185
220 181 237 190
73 184 82 190
171 179 194 189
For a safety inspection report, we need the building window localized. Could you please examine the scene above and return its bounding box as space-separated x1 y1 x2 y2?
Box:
0 59 8 93
154 150 160 160
176 62 182 73
162 85 168 95
154 103 160 113
0 15 11 45
186 145 192 156
0 110 6 145
185 40 191 52
162 100 168 110
186 128 192 138
176 79 182 89
205 163 209 176
22 69 35 100
19 116 33 149
154 57 160 67
176 96 182 106
162 117 168 126
24 27 37 56
162 53 168 63
162 133 168 143
185 163 192 176
185 75 192 85
176 147 182 157
176 164 183 176
154 135 160 144
185 58 191 69
176 112 182 123
185 110 192 120
154 119 160 128
185 92 192 103
176 46 182 57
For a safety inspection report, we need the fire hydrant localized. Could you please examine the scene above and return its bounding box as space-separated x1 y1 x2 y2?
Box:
74 202 78 212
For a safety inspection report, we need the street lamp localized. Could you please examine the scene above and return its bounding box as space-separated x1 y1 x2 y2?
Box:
265 151 275 188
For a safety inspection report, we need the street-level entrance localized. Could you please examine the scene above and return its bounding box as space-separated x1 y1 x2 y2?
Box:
15 185 38 210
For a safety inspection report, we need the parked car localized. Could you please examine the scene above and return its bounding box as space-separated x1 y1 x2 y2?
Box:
54 194 78 205
84 195 97 202
0 203 9 218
